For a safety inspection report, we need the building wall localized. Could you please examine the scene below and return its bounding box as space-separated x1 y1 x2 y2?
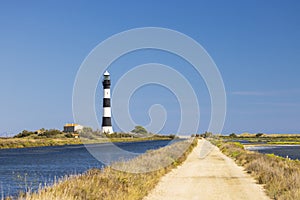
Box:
63 124 83 133
64 126 75 133
74 125 83 132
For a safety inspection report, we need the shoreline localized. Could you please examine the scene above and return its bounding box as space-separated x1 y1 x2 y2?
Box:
244 143 300 148
5 138 298 199
0 136 174 150
20 138 198 200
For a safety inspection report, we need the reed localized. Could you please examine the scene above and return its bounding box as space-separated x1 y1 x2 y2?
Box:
20 138 197 200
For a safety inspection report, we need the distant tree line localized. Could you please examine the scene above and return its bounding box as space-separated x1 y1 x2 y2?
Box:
226 133 265 138
14 129 67 138
13 125 178 140
79 126 177 139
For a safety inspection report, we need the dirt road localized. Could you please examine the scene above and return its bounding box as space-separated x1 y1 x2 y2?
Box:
144 139 270 200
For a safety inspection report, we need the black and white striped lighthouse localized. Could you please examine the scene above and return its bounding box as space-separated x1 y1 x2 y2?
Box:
101 71 113 133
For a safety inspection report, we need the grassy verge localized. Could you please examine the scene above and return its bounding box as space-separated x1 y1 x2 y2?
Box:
266 141 300 145
0 136 174 149
0 138 82 149
221 135 300 145
210 139 300 200
18 138 197 200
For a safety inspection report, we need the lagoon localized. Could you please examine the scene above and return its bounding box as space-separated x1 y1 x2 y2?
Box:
0 140 173 198
246 145 300 160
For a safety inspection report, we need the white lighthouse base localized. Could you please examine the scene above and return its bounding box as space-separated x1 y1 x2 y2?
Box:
102 126 113 134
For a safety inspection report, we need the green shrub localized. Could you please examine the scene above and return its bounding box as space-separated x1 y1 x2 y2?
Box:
39 129 63 138
229 133 237 137
14 130 35 138
131 125 148 134
65 133 74 138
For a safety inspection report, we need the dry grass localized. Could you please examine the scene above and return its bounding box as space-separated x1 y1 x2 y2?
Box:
19 138 197 200
212 140 300 200
0 138 82 149
0 136 174 149
222 134 300 145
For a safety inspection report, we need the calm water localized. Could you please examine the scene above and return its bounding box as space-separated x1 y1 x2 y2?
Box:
247 145 300 160
0 140 173 198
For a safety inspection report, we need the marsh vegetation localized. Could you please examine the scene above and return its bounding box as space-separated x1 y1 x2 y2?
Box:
14 138 197 200
0 126 176 149
220 133 300 145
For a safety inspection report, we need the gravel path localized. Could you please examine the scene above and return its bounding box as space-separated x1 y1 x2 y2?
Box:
144 139 270 200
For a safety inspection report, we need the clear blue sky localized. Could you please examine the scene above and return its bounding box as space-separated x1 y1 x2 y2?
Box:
0 0 299 135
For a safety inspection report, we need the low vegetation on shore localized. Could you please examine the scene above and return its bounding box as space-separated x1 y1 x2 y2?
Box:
0 137 82 149
0 135 175 149
211 139 300 200
18 138 197 200
0 126 176 149
221 133 300 145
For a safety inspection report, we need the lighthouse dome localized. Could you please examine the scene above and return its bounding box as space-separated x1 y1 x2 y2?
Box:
104 71 110 76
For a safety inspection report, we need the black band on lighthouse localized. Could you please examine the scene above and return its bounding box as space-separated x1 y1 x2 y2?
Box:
103 98 110 107
103 80 110 89
102 117 112 126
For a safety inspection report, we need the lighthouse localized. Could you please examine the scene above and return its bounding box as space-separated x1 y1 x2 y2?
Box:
101 71 113 133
